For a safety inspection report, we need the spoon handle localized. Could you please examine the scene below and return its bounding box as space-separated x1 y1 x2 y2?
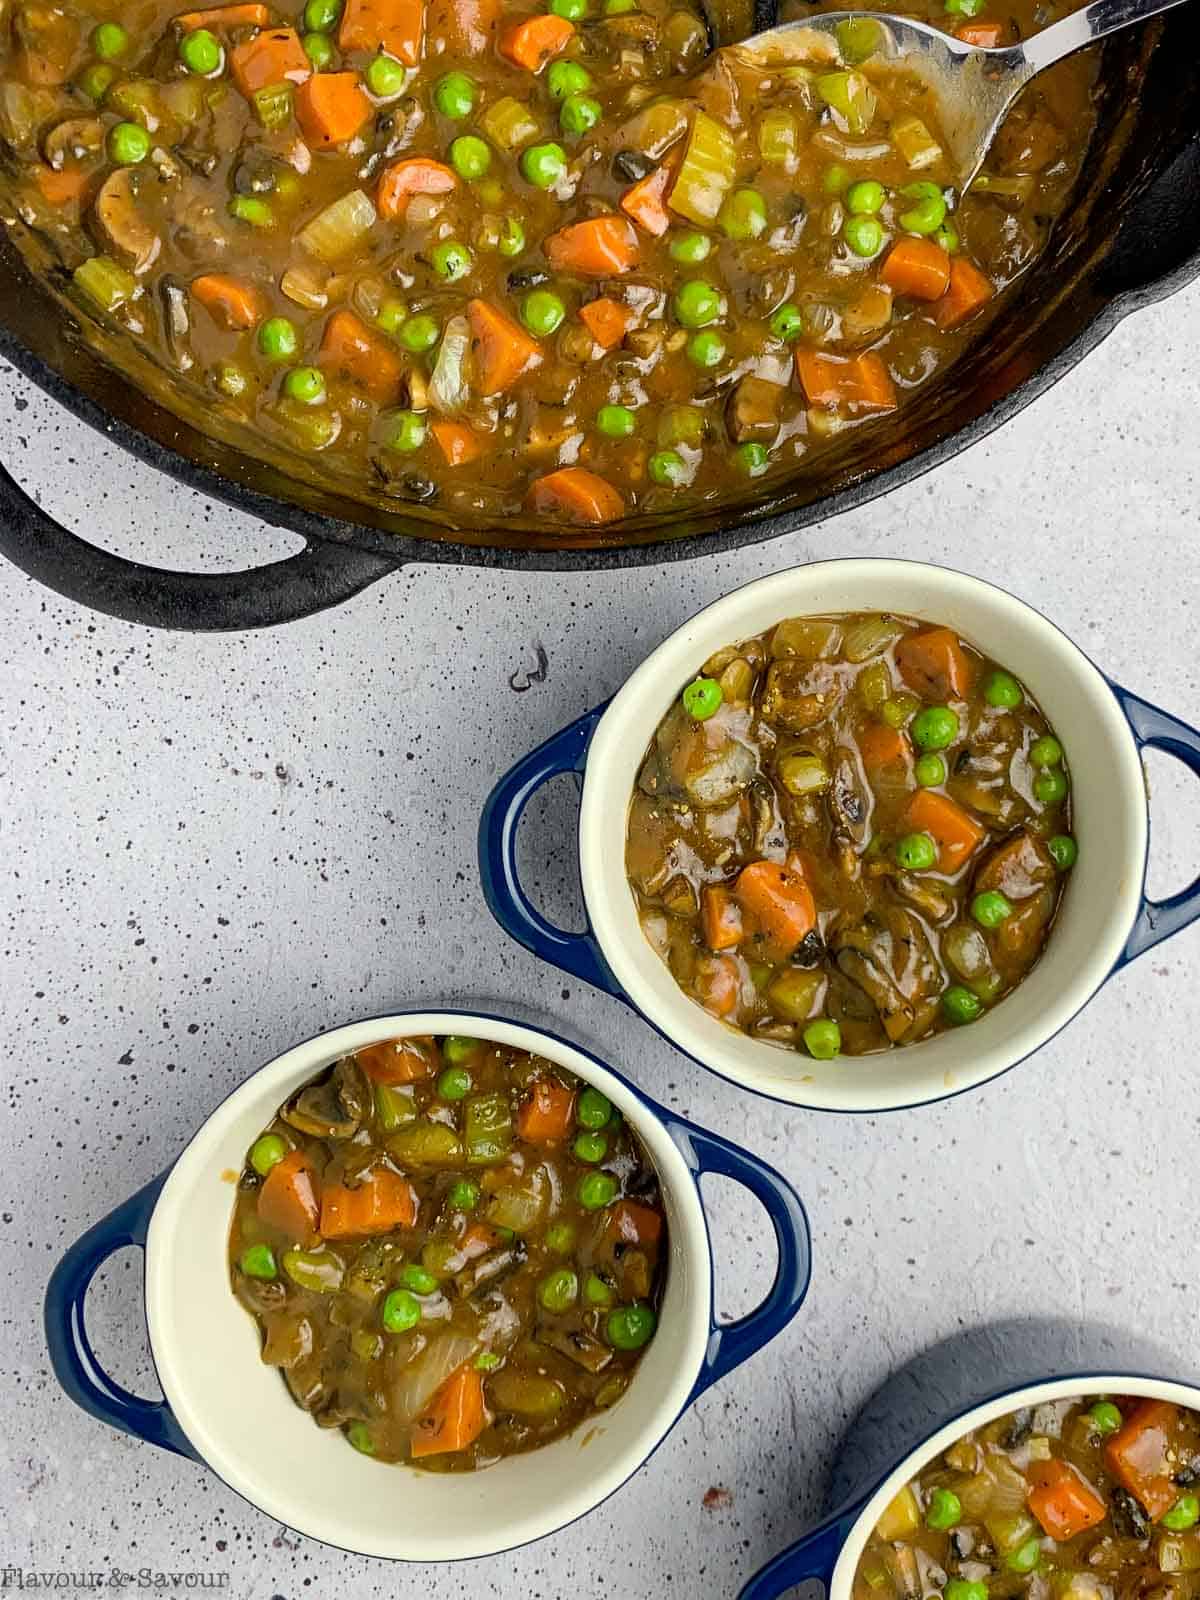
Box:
1022 0 1192 72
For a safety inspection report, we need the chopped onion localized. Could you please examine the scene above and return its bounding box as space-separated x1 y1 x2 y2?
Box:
428 314 470 415
389 1333 479 1423
281 264 328 311
298 188 377 264
486 1165 550 1232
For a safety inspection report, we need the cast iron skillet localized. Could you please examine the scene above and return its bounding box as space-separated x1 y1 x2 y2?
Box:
0 8 1197 630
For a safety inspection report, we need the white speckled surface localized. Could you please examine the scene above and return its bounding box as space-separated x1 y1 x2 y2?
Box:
2 278 1199 1598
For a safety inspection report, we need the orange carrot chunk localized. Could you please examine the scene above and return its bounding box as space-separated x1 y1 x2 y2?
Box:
498 12 573 70
880 236 952 302
734 859 816 956
544 214 640 278
319 1168 419 1238
467 298 542 395
1105 1401 1181 1520
411 1365 487 1458
859 721 910 773
426 0 500 54
229 27 310 96
295 71 372 147
257 1151 320 1242
376 156 458 219
620 162 674 236
602 1198 663 1249
795 349 897 413
895 626 973 699
431 419 486 466
191 273 269 330
34 165 91 205
701 884 744 951
319 308 404 405
578 296 630 351
955 19 1004 44
176 2 270 27
356 1036 439 1084
901 789 985 874
526 467 624 524
694 953 741 1017
935 256 994 329
338 0 424 64
1027 1460 1109 1541
516 1078 576 1142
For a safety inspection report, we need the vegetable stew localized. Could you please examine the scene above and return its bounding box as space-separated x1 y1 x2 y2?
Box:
228 1033 665 1469
625 613 1076 1058
857 1397 1200 1600
0 0 1093 530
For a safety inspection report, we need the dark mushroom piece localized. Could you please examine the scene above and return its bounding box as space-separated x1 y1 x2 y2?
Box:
42 115 103 170
158 275 193 372
282 1056 370 1140
538 1325 612 1373
725 375 786 445
92 166 164 274
831 906 941 1043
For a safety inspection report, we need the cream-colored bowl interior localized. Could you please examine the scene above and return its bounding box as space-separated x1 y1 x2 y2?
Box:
144 1014 712 1560
580 560 1148 1112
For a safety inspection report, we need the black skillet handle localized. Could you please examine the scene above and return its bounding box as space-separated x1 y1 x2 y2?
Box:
0 453 397 631
1099 134 1200 310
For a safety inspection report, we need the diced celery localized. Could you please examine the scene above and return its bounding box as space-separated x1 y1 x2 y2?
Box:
656 404 707 449
668 109 736 225
836 17 884 62
298 188 377 262
253 82 294 129
815 70 878 136
857 659 892 711
480 95 539 150
73 255 137 313
776 753 831 797
270 399 343 451
757 108 798 169
843 615 906 663
892 114 942 169
282 1247 344 1293
859 1555 890 1591
106 78 163 131
985 1509 1038 1555
213 361 250 399
772 617 843 659
766 967 825 1021
375 1082 416 1131
387 1121 463 1166
1157 1534 1200 1574
463 1092 513 1165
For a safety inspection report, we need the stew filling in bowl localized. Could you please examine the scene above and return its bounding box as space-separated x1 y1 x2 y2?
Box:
228 1030 666 1470
625 612 1075 1058
857 1396 1200 1600
0 0 1091 529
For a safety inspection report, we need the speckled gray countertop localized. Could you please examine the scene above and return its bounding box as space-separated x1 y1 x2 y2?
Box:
2 278 1199 1599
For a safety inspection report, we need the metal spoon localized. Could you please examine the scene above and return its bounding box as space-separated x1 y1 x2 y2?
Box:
729 0 1193 187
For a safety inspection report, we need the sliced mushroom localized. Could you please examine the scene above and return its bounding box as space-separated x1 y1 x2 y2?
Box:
92 166 162 274
973 827 1055 902
158 276 193 372
282 1056 369 1139
538 1325 612 1373
725 375 785 445
42 115 103 170
832 906 941 1043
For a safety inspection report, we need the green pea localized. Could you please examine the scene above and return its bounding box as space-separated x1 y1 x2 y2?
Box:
944 1583 987 1600
560 92 601 136
1035 769 1069 805
972 890 1013 929
449 133 491 180
108 121 150 165
93 20 129 59
442 1035 481 1065
585 1271 614 1306
239 1243 277 1279
942 984 983 1025
537 1266 580 1313
605 0 636 11
345 1421 375 1453
577 1086 612 1129
303 30 334 66
803 1019 841 1060
398 1263 439 1295
687 330 725 369
573 1130 608 1163
522 288 566 336
398 313 439 353
474 1351 502 1371
735 441 769 478
282 366 325 404
578 1171 619 1210
375 296 407 334
434 69 476 118
769 302 804 342
823 162 850 194
250 1132 287 1176
213 361 249 399
78 61 116 100
1048 834 1078 870
882 694 919 728
381 1288 421 1332
934 222 960 254
945 0 985 16
498 216 526 257
1029 735 1063 767
835 15 883 61
1163 1496 1200 1531
682 677 722 720
597 403 635 438
915 752 947 787
844 215 884 256
545 1220 576 1253
305 0 343 29
448 1178 479 1210
898 181 947 235
606 1302 656 1350
649 449 688 488
926 1487 962 1530
670 231 711 264
547 59 591 98
983 669 1023 708
229 195 273 228
430 239 472 281
437 1064 472 1100
365 51 406 97
1007 1538 1042 1574
1088 1400 1123 1435
673 279 722 329
719 187 768 241
845 179 885 215
381 409 427 452
895 832 937 871
520 140 567 190
551 0 587 15
179 26 222 73
258 317 299 362
911 706 959 751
